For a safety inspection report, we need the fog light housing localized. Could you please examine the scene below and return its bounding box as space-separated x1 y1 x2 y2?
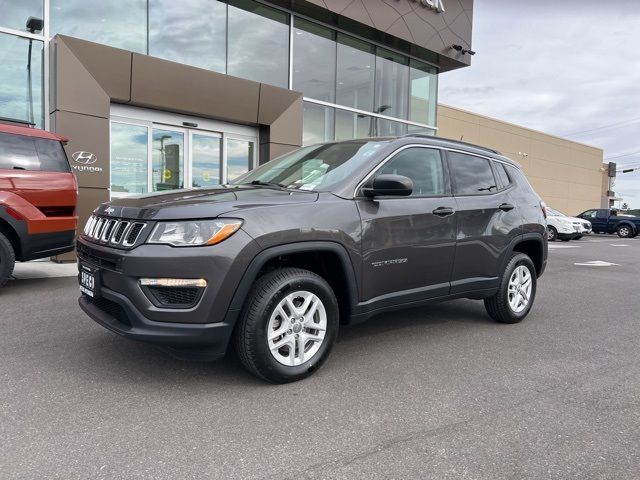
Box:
139 278 207 309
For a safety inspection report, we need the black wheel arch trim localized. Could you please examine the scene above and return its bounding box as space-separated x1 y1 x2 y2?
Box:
225 241 360 323
502 233 547 278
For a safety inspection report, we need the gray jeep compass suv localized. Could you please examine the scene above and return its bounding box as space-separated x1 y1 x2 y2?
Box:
78 135 547 383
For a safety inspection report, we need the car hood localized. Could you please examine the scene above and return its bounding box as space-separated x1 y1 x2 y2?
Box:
94 185 318 220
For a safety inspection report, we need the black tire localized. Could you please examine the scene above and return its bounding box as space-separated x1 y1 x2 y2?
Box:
560 237 571 242
616 225 632 238
546 226 558 242
234 268 339 383
574 235 583 240
484 253 537 324
0 232 16 288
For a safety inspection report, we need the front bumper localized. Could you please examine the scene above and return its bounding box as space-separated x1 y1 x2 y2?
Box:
79 289 234 360
76 230 259 359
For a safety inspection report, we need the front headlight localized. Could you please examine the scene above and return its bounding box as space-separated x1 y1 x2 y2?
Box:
147 219 242 247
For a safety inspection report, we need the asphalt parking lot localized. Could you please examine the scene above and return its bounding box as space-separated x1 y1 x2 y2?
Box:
1 234 639 479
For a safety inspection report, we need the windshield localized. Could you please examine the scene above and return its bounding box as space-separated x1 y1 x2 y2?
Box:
547 208 567 217
231 141 389 191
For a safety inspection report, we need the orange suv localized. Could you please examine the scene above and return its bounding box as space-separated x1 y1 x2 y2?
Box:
0 121 78 286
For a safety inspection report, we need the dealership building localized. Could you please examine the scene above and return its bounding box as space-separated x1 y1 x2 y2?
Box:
1 0 604 233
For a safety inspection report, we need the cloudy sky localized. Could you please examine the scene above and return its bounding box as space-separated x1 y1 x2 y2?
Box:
439 0 640 209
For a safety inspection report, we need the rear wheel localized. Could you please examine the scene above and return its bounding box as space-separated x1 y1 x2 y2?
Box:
234 268 339 383
574 235 583 240
0 232 16 287
617 225 632 238
546 226 558 242
484 253 537 324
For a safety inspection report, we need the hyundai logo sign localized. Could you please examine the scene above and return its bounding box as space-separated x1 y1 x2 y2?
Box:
71 150 103 173
72 151 98 165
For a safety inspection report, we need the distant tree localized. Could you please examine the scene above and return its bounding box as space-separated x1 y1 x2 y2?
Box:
622 202 629 210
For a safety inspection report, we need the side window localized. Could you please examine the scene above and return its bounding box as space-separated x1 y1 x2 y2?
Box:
33 138 71 173
494 162 512 188
376 147 445 197
596 209 608 219
0 132 40 170
449 151 497 195
0 133 69 173
581 210 597 219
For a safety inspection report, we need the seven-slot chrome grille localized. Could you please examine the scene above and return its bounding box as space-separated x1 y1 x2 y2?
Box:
83 215 147 247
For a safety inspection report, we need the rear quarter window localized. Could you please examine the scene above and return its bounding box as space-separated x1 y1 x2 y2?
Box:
449 151 497 195
0 132 70 173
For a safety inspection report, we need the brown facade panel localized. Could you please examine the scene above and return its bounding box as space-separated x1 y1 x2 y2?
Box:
56 36 132 103
51 111 110 190
50 38 110 118
130 54 262 125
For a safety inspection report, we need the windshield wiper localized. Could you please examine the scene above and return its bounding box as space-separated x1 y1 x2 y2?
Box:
246 180 287 188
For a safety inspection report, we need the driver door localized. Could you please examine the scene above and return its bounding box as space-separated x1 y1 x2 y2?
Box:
356 146 457 304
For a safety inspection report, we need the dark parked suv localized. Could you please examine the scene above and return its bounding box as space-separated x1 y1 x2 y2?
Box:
78 136 548 383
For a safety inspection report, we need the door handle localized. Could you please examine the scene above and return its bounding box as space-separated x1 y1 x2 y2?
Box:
499 203 515 212
432 207 455 217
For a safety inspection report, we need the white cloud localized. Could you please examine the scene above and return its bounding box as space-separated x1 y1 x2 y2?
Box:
439 0 640 208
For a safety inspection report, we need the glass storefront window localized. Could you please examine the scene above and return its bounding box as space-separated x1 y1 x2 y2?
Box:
374 48 409 121
0 33 43 127
226 138 255 181
377 118 408 137
335 110 371 141
409 59 437 127
0 0 43 33
191 133 222 188
149 0 226 73
227 0 289 88
303 103 335 146
293 19 336 102
152 129 184 191
336 34 375 112
51 0 147 53
110 123 148 194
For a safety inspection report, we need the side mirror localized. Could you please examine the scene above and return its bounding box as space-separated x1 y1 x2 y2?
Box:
362 174 413 198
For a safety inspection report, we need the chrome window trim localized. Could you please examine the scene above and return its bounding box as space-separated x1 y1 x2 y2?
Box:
352 144 519 199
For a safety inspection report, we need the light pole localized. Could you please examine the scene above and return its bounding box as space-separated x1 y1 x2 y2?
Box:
25 17 43 126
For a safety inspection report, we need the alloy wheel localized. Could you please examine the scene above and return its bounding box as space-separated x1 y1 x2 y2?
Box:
507 265 532 314
267 291 327 366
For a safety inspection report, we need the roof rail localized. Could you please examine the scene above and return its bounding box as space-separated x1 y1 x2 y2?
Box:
0 116 36 127
402 133 502 155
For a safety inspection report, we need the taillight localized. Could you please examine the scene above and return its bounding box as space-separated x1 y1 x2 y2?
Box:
540 200 548 219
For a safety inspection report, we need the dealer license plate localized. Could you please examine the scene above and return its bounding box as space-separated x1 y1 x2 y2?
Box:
79 265 97 297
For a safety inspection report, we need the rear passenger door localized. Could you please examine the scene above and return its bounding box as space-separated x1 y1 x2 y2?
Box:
356 146 457 303
447 151 522 294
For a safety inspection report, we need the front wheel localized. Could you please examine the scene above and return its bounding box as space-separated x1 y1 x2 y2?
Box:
234 268 339 383
484 253 537 324
617 225 632 238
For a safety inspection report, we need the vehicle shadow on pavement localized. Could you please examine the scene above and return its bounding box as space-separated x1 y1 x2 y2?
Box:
71 298 495 387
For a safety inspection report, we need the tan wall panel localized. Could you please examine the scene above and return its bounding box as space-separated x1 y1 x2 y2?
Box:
437 115 481 144
438 103 604 214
